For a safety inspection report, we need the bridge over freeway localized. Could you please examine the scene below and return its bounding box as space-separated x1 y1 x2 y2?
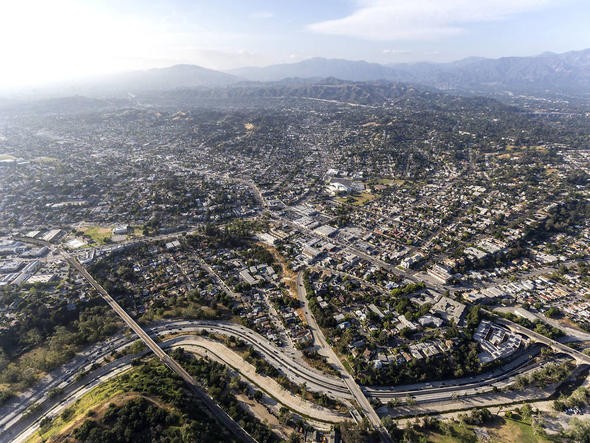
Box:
61 248 258 443
492 316 590 365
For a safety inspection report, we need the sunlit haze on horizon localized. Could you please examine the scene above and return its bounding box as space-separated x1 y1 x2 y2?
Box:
1 0 590 89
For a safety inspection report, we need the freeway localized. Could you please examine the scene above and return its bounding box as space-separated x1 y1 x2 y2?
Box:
162 321 350 395
5 330 347 443
148 322 565 403
12 235 586 440
155 323 570 405
366 352 563 403
60 249 257 443
167 336 348 425
5 359 136 443
0 320 352 442
2 319 568 442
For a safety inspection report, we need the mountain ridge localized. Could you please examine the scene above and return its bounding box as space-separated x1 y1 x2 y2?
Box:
229 49 590 97
6 48 590 100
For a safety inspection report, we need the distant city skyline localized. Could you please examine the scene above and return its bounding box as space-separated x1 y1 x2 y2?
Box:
1 0 590 88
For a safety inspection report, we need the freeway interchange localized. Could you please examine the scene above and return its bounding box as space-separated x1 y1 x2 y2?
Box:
0 317 578 443
6 232 588 443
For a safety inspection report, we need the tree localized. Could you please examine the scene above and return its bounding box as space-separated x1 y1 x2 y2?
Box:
520 403 533 421
564 418 590 443
387 398 401 408
405 394 416 406
545 307 561 318
465 305 481 331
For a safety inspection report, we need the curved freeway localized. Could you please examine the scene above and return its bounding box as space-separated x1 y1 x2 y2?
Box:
151 322 569 405
159 321 351 396
62 251 256 443
0 320 580 441
1 319 571 443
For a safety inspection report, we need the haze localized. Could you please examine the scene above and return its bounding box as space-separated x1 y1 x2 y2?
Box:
1 0 590 89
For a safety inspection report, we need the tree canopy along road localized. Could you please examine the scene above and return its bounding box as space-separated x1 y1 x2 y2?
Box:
296 271 393 442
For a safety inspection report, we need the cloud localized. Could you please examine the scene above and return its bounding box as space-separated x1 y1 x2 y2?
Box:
382 48 411 55
249 11 274 19
308 0 555 41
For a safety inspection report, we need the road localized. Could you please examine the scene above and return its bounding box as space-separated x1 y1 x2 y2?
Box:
273 214 442 291
310 265 387 294
195 254 300 356
168 336 348 424
195 255 241 299
6 359 134 443
11 233 585 441
491 314 590 365
494 306 590 343
477 257 590 288
0 321 352 442
163 321 351 396
61 249 257 443
3 326 347 443
2 319 566 442
296 272 393 443
366 350 558 403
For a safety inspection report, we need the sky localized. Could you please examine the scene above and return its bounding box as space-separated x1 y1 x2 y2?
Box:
1 0 590 88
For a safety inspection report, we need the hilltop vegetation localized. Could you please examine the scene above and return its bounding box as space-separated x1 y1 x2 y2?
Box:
36 353 279 443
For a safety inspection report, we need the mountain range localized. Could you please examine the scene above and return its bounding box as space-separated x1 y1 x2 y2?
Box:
43 64 240 97
12 48 590 101
230 49 590 97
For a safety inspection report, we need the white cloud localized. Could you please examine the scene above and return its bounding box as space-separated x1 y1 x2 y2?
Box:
249 11 274 19
382 48 410 55
308 0 555 41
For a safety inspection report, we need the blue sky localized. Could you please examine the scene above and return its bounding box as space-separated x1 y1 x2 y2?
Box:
1 0 589 87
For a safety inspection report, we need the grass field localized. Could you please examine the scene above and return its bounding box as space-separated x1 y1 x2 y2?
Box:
499 418 551 443
32 156 60 164
505 145 548 154
375 178 405 186
144 302 223 322
351 192 377 205
30 374 131 442
545 167 559 176
131 225 144 237
426 417 551 443
337 191 377 206
79 226 113 245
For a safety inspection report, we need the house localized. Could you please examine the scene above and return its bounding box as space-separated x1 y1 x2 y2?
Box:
418 315 444 328
474 320 522 363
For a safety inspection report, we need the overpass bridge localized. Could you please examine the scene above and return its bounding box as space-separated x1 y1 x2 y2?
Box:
494 317 590 365
53 243 257 443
